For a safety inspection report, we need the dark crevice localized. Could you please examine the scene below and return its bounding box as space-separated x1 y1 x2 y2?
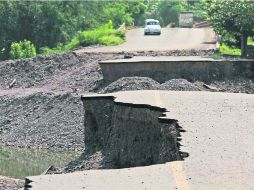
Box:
65 95 188 172
24 178 33 190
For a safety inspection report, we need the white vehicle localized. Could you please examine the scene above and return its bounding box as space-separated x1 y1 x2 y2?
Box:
144 19 161 35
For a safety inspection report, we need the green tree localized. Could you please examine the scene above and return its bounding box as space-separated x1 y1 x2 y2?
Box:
206 0 254 57
158 0 187 26
0 1 107 60
0 0 148 60
144 0 187 26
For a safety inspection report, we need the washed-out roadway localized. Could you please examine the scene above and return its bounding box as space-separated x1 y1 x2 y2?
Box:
27 90 254 190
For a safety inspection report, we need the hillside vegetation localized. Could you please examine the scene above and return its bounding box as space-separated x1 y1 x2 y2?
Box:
0 0 207 60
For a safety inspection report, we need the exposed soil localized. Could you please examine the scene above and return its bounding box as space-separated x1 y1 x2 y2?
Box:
0 52 121 93
161 79 202 91
99 77 254 93
0 175 24 190
0 93 84 151
99 77 161 93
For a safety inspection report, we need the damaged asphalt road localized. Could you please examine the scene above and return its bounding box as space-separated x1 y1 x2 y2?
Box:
0 49 254 189
25 90 254 190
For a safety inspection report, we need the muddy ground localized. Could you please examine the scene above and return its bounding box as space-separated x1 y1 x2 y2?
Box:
1 50 254 189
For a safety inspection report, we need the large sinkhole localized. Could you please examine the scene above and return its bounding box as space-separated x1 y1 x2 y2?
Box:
66 95 188 171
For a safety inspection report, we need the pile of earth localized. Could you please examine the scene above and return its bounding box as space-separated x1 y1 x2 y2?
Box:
99 77 203 93
161 79 201 91
99 77 254 94
99 77 161 93
0 52 122 92
0 92 84 151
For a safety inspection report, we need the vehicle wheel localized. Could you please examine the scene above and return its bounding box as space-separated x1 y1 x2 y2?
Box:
158 32 161 35
144 32 147 35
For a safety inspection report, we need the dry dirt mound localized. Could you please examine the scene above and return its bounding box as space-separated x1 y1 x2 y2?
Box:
160 79 201 91
99 77 160 93
99 77 254 94
0 93 84 151
0 52 122 92
99 77 202 93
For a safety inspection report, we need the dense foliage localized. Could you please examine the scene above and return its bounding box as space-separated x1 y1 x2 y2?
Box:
0 0 147 60
0 0 207 60
145 0 206 26
40 21 125 55
206 0 254 56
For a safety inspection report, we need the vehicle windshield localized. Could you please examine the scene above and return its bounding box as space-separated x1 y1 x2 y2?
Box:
147 21 159 26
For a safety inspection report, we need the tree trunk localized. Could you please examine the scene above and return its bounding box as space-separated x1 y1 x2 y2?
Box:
241 33 248 57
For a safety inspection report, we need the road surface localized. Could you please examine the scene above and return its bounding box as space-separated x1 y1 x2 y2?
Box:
27 90 254 190
77 27 217 53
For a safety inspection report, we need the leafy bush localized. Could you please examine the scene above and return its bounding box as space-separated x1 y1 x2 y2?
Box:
99 35 124 45
75 20 123 46
64 37 80 51
219 44 241 56
248 37 254 46
9 40 36 59
40 43 66 55
115 30 125 38
40 20 125 55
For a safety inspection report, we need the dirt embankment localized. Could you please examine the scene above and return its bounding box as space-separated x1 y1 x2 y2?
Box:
0 50 214 93
0 52 122 93
0 93 84 151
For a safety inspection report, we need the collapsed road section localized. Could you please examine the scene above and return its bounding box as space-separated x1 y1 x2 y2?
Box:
25 90 254 190
65 94 187 171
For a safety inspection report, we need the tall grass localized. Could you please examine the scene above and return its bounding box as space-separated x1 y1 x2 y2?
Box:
0 146 80 179
40 20 125 55
219 37 254 56
219 44 241 56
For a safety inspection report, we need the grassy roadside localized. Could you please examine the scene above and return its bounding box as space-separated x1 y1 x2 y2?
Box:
40 21 125 55
219 44 241 56
218 38 254 57
0 146 80 179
